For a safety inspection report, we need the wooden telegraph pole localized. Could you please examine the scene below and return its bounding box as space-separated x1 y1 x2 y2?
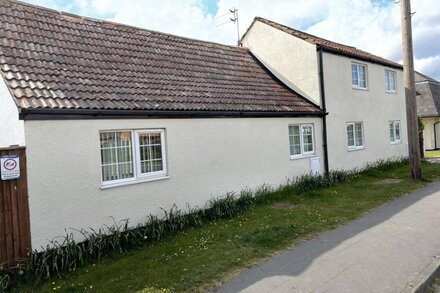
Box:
400 0 422 180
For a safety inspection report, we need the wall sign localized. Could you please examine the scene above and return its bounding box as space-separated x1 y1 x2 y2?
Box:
1 155 20 180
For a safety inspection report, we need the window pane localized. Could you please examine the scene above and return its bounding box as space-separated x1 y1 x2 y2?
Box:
390 122 395 142
391 72 396 91
347 124 354 147
386 71 396 92
100 131 134 182
289 126 301 155
302 126 314 153
151 159 163 172
395 122 400 140
138 132 164 174
350 64 368 87
352 64 358 86
355 123 363 146
359 72 366 87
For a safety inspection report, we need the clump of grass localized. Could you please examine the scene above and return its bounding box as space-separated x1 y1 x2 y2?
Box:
0 157 405 291
0 273 10 292
360 156 408 176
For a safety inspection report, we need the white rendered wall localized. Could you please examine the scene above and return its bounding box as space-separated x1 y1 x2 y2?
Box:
0 77 25 147
323 52 408 170
241 21 321 106
25 117 323 248
422 117 440 150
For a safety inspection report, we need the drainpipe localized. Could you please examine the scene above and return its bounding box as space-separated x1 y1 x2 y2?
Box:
317 46 330 174
434 121 440 150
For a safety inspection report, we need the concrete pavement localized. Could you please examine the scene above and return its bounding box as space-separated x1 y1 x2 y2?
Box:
215 181 440 293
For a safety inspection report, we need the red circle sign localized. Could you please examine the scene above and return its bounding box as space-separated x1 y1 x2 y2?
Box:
3 159 17 171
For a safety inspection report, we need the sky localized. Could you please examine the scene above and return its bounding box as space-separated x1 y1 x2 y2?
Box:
24 0 440 80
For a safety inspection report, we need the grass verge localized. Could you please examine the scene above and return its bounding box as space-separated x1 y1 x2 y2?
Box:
13 161 440 292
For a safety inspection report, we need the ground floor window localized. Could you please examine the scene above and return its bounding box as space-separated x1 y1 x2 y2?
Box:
100 129 167 185
289 124 315 157
389 121 401 143
347 122 364 150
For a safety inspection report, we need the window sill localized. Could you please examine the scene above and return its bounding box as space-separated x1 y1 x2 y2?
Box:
352 86 368 91
347 147 365 152
290 154 317 160
101 175 170 190
386 90 397 94
390 141 402 145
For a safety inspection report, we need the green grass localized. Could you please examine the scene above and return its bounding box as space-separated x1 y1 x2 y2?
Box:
426 150 440 158
16 161 440 293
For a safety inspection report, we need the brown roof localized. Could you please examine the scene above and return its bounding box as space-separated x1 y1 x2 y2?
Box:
0 1 321 116
246 17 403 70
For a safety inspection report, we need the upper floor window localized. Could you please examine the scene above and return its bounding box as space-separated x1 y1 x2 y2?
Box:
352 63 367 89
347 122 364 150
389 121 401 143
100 129 167 186
385 70 397 93
289 124 315 158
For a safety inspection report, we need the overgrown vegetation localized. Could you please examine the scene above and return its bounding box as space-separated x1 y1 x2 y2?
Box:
2 157 437 292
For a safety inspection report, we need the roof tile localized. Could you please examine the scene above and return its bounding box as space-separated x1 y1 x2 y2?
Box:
0 0 321 114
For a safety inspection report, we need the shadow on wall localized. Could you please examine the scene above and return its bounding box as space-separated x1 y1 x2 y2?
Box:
214 181 440 292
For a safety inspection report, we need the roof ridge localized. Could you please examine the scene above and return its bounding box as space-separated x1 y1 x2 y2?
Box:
254 17 357 49
415 71 440 84
249 16 402 69
6 0 246 52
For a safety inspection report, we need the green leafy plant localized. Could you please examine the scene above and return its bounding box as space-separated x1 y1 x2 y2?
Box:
0 157 408 291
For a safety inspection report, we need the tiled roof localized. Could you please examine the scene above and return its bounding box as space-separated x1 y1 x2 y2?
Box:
415 71 439 83
249 17 403 70
416 72 440 117
0 1 321 115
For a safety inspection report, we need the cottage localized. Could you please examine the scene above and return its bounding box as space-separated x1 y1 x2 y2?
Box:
0 0 407 253
0 1 324 249
415 72 440 151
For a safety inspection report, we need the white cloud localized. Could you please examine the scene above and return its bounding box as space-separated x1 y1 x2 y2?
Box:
21 0 440 79
304 0 440 79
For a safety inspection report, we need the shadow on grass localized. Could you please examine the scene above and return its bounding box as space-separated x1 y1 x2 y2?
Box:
215 180 440 292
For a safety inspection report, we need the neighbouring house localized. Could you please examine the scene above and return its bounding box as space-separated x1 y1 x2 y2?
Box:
241 17 408 171
0 1 407 252
415 72 440 151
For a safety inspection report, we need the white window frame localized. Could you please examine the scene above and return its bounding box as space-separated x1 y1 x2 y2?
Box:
289 124 315 159
352 62 368 90
100 129 168 188
389 121 401 144
385 69 397 93
134 129 168 179
347 122 365 150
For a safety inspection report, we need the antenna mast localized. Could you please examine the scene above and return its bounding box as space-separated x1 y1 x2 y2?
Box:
215 7 240 45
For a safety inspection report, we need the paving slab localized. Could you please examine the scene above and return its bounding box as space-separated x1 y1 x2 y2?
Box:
215 181 440 293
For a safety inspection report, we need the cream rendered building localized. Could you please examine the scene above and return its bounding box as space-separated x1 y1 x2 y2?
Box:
241 18 408 171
